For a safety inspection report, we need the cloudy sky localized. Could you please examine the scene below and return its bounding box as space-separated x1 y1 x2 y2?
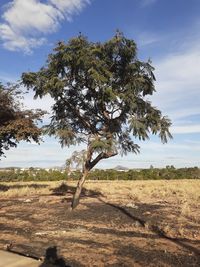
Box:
0 0 200 168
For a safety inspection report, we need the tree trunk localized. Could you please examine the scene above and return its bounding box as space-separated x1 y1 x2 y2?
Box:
70 146 117 210
71 169 88 210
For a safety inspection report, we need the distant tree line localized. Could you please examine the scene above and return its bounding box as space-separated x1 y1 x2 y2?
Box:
0 166 199 182
0 168 66 182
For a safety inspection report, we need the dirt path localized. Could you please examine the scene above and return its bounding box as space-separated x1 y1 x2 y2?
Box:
0 187 200 266
0 250 39 267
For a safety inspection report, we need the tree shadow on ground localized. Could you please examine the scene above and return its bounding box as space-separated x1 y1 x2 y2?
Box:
97 199 200 258
0 184 199 266
51 184 200 260
51 183 103 198
39 246 70 267
0 183 48 192
113 243 200 267
41 240 200 267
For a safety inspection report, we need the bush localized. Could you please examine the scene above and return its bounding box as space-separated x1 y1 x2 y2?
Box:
0 166 199 182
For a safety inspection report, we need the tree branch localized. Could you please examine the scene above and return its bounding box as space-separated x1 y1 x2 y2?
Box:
63 98 97 133
89 151 118 170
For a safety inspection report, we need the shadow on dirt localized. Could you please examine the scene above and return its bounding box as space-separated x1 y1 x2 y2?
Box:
0 183 48 192
114 243 200 267
51 183 103 198
51 184 200 260
0 183 200 266
98 199 200 258
1 245 82 267
39 246 70 267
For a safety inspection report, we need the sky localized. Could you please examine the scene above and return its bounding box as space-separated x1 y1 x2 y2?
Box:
0 0 200 169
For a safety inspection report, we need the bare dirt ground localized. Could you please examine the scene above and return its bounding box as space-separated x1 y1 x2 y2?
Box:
0 180 200 266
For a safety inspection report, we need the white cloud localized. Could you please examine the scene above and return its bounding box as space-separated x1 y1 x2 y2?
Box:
137 32 160 47
2 0 61 34
23 91 54 112
0 23 46 53
171 125 200 134
156 49 200 91
141 141 200 152
50 0 89 19
0 0 90 53
151 39 200 128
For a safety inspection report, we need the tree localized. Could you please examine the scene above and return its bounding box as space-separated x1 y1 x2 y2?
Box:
0 83 45 157
66 150 87 177
22 32 172 209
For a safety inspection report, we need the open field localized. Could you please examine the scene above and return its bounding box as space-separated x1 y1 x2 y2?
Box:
0 180 200 266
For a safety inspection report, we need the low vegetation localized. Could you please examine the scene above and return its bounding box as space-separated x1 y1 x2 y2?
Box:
0 166 199 182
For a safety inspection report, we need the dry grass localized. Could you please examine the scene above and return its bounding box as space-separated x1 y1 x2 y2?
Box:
1 179 199 226
0 181 58 197
86 180 200 235
0 179 199 202
84 179 200 204
0 179 199 266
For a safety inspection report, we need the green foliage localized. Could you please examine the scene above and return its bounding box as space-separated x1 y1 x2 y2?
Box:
0 83 45 157
0 169 67 182
0 167 199 182
22 32 172 171
66 150 87 172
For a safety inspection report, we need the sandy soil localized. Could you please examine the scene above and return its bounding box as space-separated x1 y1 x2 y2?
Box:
0 180 199 266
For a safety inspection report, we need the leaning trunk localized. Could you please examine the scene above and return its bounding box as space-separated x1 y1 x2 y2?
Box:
71 168 89 209
71 146 117 210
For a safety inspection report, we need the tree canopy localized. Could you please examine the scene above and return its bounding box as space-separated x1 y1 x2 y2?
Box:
22 32 172 208
0 83 45 157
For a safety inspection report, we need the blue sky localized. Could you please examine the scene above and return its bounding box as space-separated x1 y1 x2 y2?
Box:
0 0 200 169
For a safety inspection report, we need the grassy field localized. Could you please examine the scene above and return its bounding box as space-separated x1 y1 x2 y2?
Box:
0 180 199 266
